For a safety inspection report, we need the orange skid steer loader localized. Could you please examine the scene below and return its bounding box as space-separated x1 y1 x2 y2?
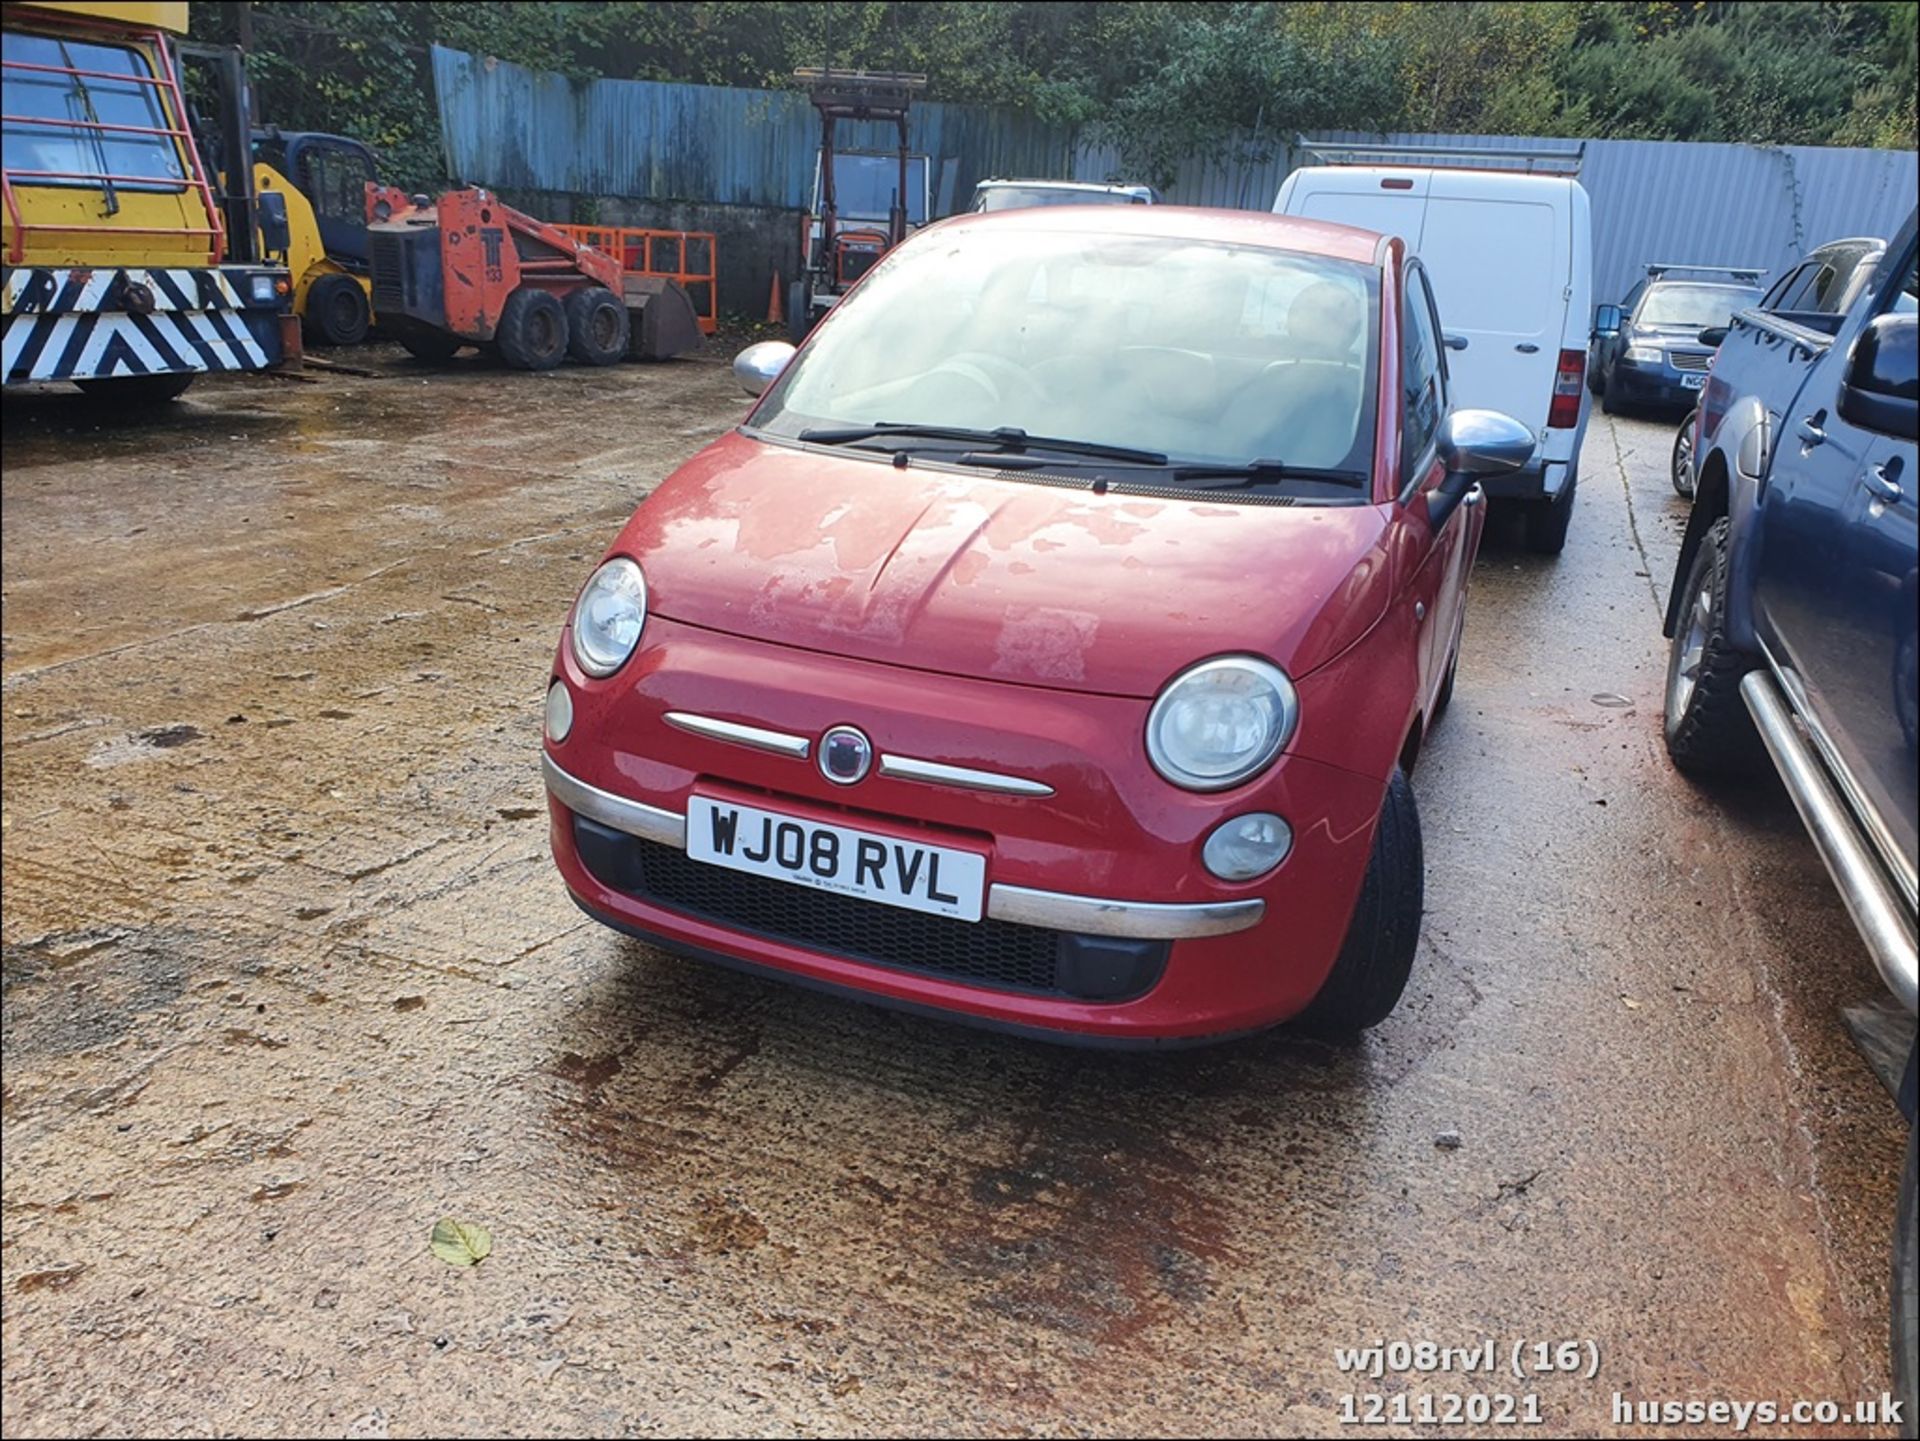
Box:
364 185 702 367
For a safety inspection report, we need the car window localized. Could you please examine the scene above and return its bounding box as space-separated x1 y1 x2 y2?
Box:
1775 263 1833 313
1759 263 1804 311
1636 283 1762 329
756 227 1381 482
1401 266 1444 478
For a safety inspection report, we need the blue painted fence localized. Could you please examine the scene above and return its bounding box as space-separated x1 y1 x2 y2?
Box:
432 45 1919 304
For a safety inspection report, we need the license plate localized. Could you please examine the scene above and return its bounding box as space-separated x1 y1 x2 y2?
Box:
685 796 987 922
1681 373 1707 390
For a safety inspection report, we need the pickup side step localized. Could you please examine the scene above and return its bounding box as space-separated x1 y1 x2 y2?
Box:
1742 670 1918 1013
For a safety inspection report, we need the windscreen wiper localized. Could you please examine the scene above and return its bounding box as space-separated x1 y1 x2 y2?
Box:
1163 459 1369 490
797 422 1166 466
59 39 119 218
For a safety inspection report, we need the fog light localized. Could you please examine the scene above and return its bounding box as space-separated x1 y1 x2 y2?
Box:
250 274 278 305
545 679 574 743
1203 812 1291 880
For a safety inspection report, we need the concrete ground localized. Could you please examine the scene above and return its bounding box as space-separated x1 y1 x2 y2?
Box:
1 351 1909 1439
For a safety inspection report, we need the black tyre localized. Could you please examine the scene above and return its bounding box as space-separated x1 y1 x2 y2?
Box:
1663 516 1766 776
305 273 370 347
495 286 569 371
1671 409 1698 499
74 372 194 403
1587 358 1605 395
788 279 811 344
1895 1121 1918 1433
396 328 463 363
1294 767 1423 1036
1524 476 1577 555
563 285 629 366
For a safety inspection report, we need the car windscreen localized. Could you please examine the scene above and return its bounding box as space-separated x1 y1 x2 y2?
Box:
754 227 1380 479
973 186 1137 212
824 153 929 224
1637 284 1762 329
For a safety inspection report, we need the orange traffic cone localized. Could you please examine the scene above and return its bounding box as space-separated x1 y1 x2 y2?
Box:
767 271 784 326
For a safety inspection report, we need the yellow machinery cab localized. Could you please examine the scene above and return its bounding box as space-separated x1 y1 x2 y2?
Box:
1 0 292 399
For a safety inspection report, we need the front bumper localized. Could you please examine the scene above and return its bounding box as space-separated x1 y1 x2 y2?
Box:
544 616 1386 1042
1 265 289 384
1611 356 1708 409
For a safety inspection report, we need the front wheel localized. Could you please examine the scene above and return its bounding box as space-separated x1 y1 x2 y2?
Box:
563 286 629 366
305 273 371 347
74 372 194 403
1671 409 1698 499
396 328 463 363
1662 516 1765 776
1293 767 1423 1036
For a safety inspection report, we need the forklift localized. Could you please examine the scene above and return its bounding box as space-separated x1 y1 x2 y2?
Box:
789 67 928 341
250 128 381 345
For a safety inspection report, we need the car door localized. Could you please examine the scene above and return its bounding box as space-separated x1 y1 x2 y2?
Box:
1399 262 1476 709
1757 242 1919 875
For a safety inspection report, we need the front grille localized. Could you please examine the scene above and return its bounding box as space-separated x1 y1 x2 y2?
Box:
1669 348 1713 373
571 817 1167 1000
370 233 406 311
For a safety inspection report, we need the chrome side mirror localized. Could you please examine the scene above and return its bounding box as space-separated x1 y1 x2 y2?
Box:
733 340 796 398
1438 407 1535 478
1428 408 1536 532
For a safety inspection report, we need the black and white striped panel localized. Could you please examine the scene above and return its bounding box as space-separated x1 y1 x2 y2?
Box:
3 266 247 315
3 308 269 383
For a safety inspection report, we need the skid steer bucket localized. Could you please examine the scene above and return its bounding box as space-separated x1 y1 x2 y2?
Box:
623 277 704 360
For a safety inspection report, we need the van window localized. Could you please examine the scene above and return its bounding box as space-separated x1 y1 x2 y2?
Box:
1401 266 1444 476
1295 189 1422 239
1420 197 1556 334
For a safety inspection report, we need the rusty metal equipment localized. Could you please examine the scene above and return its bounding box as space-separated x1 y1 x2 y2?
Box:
791 67 926 340
551 224 717 336
364 184 702 367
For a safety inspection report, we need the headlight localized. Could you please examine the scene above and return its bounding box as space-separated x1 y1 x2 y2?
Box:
1145 656 1297 791
569 557 647 676
1625 343 1663 363
249 274 278 305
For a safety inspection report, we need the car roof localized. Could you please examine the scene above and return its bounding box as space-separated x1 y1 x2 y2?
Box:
976 178 1147 193
935 204 1384 263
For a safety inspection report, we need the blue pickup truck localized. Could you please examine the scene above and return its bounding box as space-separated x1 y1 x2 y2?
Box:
1660 208 1916 1419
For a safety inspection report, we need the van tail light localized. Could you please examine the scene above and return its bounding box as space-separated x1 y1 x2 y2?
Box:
1548 349 1585 429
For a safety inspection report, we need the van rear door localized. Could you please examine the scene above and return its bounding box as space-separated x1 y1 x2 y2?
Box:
1416 175 1568 432
1279 167 1431 238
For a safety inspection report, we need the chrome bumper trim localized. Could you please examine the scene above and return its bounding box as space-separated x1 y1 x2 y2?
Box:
1742 673 1917 1014
878 753 1054 797
663 711 810 759
987 884 1263 939
541 756 1261 942
541 752 686 848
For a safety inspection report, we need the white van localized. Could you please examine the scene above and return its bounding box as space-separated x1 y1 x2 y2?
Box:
1274 164 1593 554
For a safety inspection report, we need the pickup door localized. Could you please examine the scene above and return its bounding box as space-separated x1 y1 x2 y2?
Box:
1754 254 1920 889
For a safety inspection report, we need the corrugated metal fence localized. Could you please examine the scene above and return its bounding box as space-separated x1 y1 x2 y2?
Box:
433 46 1918 303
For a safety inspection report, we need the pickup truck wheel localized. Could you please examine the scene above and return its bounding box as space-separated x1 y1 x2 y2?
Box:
1895 1121 1918 1433
563 286 629 366
1293 767 1422 1037
496 287 569 371
1524 477 1577 555
1663 516 1765 776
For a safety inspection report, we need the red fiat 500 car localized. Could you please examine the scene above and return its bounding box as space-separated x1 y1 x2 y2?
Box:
542 206 1532 1045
